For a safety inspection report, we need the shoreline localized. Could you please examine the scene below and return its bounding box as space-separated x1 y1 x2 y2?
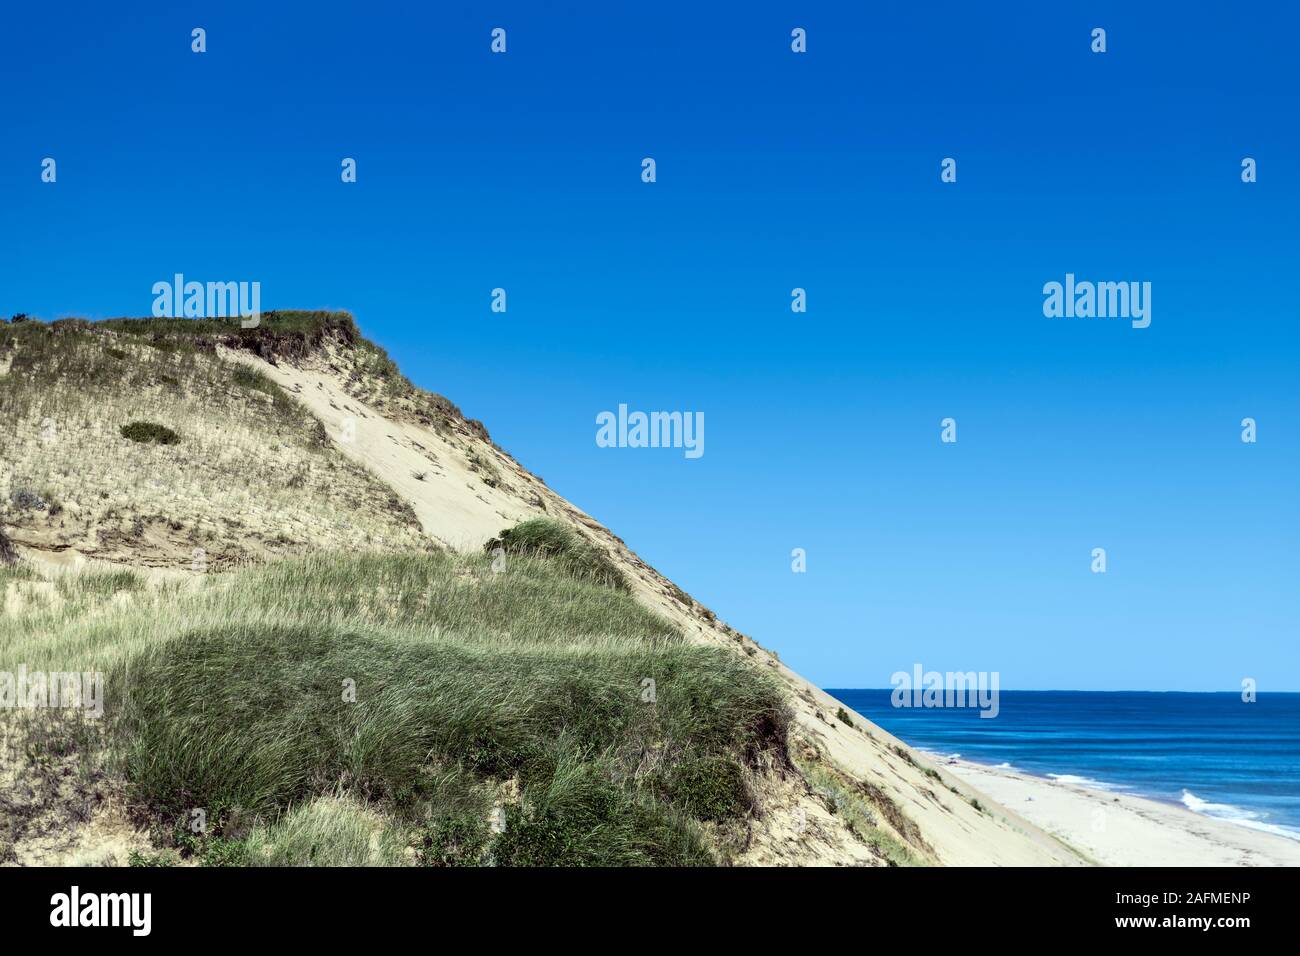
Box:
941 756 1300 867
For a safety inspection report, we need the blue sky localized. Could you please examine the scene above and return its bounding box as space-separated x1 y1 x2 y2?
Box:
3 2 1297 689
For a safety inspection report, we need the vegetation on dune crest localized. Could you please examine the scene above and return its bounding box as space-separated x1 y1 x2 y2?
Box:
120 311 476 435
0 315 428 565
1 311 480 437
487 517 629 592
1 550 790 866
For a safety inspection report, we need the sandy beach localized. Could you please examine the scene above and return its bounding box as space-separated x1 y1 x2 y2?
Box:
946 758 1300 867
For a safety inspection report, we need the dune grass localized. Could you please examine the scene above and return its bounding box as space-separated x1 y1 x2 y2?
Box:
1 550 789 866
241 796 411 867
0 318 321 435
0 561 37 583
0 318 429 566
14 311 479 436
798 756 926 867
488 517 628 592
491 754 714 866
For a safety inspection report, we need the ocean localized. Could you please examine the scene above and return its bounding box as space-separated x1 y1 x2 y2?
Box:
825 689 1300 841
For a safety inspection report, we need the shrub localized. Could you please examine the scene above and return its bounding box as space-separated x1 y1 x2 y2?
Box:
308 419 330 449
493 759 714 866
9 489 47 512
487 518 627 591
661 754 753 822
836 707 855 728
0 527 16 565
120 421 180 445
127 850 179 867
197 838 251 867
416 813 489 867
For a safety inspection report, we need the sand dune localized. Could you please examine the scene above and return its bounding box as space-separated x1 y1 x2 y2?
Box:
221 341 1086 866
12 319 1257 867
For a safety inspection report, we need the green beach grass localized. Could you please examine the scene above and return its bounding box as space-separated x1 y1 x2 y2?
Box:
1 545 789 866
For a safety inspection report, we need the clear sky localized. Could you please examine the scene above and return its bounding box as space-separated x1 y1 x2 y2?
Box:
3 2 1296 690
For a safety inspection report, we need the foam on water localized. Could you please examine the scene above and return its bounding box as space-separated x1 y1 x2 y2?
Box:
1181 790 1300 842
1048 773 1130 792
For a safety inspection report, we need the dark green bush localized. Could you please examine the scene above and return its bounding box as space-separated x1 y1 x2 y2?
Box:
488 518 628 591
9 489 47 512
120 421 180 445
493 762 713 866
661 754 753 823
198 838 252 867
416 813 489 867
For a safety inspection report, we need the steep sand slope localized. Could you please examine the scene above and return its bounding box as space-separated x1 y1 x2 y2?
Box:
221 344 1085 867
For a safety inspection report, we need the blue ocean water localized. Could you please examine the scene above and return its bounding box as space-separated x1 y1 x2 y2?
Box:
825 689 1300 840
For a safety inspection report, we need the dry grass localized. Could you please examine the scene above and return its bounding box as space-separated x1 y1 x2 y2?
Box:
0 321 427 568
798 755 928 867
